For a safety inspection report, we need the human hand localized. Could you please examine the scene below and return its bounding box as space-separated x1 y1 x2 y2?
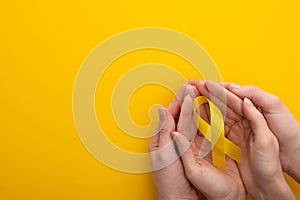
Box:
195 81 295 199
223 83 300 183
148 83 199 200
172 85 246 200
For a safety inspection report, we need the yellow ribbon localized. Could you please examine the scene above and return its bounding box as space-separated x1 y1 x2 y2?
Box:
193 96 241 169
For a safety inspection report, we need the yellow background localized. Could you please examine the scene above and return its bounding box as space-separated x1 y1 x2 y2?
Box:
1 0 300 199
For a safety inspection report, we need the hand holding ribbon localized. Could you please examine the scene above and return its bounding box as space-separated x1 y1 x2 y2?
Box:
193 96 241 169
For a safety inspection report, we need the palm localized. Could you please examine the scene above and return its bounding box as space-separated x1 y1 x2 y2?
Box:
149 83 215 200
150 107 198 200
176 91 245 200
196 80 282 195
224 83 300 172
162 116 198 199
224 117 257 192
225 110 282 195
190 134 246 200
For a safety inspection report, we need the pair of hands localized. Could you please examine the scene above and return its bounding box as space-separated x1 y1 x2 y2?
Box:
149 80 300 200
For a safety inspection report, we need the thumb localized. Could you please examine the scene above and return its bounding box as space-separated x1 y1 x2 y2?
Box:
243 98 273 144
171 131 196 174
157 107 175 147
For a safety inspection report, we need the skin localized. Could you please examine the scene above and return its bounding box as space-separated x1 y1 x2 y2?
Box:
194 80 295 200
149 79 298 199
149 81 246 200
221 82 300 183
148 83 198 200
172 92 246 200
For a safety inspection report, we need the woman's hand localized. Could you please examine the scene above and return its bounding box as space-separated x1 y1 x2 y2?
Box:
172 87 246 200
223 83 300 183
195 81 295 200
148 83 199 200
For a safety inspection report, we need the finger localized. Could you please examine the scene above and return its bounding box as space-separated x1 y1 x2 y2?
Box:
150 107 167 151
196 80 229 118
194 81 213 120
180 84 209 139
188 78 201 96
177 94 198 142
148 133 159 152
205 81 244 117
171 133 234 199
227 83 300 145
195 80 242 127
183 84 196 99
173 133 236 199
167 83 188 118
157 107 175 147
242 98 273 144
188 78 196 85
226 83 285 113
149 108 180 171
193 85 200 96
171 131 197 172
191 81 209 122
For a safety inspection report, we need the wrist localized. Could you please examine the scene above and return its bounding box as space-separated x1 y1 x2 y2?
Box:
163 196 198 200
157 192 199 200
285 134 300 183
203 187 245 200
253 177 295 200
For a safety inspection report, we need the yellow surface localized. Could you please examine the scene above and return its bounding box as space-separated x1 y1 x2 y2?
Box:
1 0 300 199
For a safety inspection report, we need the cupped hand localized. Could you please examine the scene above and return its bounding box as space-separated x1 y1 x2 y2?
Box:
148 83 199 200
172 85 246 200
195 81 295 200
222 83 300 183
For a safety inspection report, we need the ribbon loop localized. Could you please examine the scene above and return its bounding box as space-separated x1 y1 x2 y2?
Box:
193 96 241 169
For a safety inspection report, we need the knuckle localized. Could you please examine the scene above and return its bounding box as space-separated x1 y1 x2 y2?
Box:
147 143 151 151
148 143 157 153
148 143 153 152
148 135 159 152
160 127 172 135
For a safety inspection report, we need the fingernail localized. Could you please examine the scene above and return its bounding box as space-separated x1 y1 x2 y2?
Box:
171 131 178 139
244 98 253 107
171 131 175 138
186 84 194 91
184 85 195 98
155 107 167 133
188 78 195 85
229 83 240 90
